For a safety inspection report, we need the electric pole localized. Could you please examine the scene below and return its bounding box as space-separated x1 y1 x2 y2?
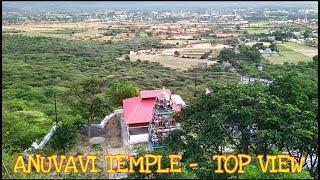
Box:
54 92 58 124
194 68 197 97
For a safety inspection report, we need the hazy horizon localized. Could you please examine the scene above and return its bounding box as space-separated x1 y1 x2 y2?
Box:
3 1 318 14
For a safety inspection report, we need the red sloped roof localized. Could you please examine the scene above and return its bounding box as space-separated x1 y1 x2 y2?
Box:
172 101 181 112
123 97 141 124
140 89 171 99
123 89 181 125
123 97 156 125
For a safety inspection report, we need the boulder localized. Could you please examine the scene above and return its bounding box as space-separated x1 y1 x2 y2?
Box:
89 137 105 145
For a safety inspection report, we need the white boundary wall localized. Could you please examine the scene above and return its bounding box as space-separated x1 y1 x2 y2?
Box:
23 125 57 156
24 109 124 155
84 109 123 129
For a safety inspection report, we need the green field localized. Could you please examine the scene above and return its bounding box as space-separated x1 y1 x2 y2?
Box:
264 45 312 64
246 29 270 34
241 21 270 28
248 21 270 27
281 42 318 57
283 41 309 48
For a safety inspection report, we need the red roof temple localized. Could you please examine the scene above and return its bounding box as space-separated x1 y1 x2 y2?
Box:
122 88 185 144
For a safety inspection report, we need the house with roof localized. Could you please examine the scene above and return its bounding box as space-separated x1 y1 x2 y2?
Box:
122 88 185 144
259 48 278 56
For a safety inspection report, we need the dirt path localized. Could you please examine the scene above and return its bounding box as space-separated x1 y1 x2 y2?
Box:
78 115 148 178
79 115 123 148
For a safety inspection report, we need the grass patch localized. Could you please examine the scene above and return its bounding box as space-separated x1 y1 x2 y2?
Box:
128 54 207 70
248 21 270 27
282 42 318 58
264 45 312 64
40 28 87 35
283 41 311 49
246 29 270 34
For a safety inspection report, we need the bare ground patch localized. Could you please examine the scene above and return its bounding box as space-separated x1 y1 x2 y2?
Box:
79 115 122 148
128 54 214 70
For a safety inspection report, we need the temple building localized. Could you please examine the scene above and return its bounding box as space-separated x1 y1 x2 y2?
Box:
148 90 178 150
122 88 185 145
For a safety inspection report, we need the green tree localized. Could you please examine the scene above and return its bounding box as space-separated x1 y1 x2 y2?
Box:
147 32 153 37
125 55 130 60
265 73 318 177
269 43 278 52
235 164 312 179
219 49 237 61
235 24 241 30
107 80 139 107
303 30 311 38
174 51 180 57
125 147 198 179
2 107 49 151
238 45 261 61
252 43 265 50
50 118 77 152
165 73 317 178
312 55 318 64
65 77 111 137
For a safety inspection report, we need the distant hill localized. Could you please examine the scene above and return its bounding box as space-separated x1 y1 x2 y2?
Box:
2 1 318 14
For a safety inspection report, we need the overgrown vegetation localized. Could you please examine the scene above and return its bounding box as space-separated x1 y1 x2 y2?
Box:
2 33 238 155
127 72 318 179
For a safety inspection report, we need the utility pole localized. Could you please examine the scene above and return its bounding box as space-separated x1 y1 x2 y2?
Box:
194 68 197 97
54 92 58 124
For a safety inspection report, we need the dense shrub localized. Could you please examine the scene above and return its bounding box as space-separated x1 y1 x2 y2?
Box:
50 118 77 152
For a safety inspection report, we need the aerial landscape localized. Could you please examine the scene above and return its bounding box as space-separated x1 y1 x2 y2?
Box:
2 1 318 179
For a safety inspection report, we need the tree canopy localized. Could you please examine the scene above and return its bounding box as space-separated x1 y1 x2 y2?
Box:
127 73 318 179
65 77 112 137
106 80 139 107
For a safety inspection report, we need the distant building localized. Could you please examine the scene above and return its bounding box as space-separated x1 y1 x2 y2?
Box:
130 51 137 56
259 48 277 56
267 36 275 41
240 76 272 85
299 39 306 43
292 32 301 36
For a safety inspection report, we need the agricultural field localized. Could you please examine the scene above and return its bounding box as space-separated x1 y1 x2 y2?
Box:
215 32 241 37
120 43 230 70
246 28 270 34
248 21 270 27
240 21 271 28
264 45 313 64
2 22 133 41
178 44 229 57
161 39 203 45
282 41 318 57
124 54 216 70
